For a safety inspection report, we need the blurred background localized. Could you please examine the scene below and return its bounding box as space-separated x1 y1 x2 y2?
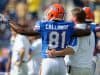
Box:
0 0 99 73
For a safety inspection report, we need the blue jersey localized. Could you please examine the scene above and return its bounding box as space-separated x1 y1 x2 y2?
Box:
35 20 74 58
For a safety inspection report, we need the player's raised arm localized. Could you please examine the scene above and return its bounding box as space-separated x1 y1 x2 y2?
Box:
74 24 100 36
73 28 91 37
9 21 40 36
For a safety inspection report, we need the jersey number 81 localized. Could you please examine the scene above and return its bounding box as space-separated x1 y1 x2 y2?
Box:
49 31 66 49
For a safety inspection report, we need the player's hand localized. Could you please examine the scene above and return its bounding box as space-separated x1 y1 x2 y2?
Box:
47 49 56 58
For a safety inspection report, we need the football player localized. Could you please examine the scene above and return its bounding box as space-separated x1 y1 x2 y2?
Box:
9 4 96 75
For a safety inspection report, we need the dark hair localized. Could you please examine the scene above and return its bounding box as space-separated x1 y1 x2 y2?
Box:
72 7 86 23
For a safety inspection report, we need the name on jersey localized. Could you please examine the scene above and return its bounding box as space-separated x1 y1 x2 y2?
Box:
45 24 68 30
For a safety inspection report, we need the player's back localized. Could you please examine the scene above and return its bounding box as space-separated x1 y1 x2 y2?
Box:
39 20 74 58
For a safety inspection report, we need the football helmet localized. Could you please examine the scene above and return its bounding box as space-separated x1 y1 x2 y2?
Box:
44 3 65 20
83 7 94 21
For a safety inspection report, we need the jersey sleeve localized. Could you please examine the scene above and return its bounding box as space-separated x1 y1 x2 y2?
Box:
74 24 87 29
33 21 41 32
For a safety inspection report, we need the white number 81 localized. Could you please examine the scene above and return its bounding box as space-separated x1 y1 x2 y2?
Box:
49 31 66 49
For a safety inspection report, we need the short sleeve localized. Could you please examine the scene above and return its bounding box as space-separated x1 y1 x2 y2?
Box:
75 24 87 29
33 21 41 32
